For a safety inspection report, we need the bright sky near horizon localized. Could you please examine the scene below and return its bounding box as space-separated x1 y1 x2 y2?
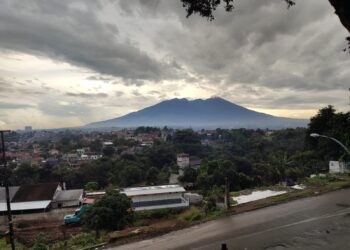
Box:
0 0 349 129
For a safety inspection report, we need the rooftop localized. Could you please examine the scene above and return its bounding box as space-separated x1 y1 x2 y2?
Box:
122 185 186 196
0 200 51 212
53 189 83 202
0 186 19 202
11 183 60 202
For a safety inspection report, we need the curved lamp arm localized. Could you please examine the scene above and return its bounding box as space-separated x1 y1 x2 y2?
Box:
310 133 350 155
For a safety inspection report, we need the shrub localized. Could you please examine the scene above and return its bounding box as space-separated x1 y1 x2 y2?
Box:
133 208 182 221
178 207 203 222
32 233 48 250
69 233 98 249
305 176 329 186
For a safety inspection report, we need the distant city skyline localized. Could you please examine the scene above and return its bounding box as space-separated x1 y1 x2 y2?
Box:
0 0 349 130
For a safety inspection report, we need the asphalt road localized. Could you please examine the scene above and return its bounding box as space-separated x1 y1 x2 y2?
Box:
110 188 350 250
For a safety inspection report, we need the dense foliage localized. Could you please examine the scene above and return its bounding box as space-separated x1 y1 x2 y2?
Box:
83 190 132 235
6 106 349 196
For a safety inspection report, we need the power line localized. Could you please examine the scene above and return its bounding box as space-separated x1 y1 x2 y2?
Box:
1 130 15 250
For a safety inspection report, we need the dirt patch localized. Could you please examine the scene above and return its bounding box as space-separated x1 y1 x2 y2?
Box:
14 218 83 247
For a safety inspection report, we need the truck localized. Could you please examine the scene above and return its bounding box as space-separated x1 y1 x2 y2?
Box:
64 204 92 224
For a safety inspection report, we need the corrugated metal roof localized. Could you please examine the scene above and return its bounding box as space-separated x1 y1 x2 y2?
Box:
122 185 186 197
53 189 83 202
12 183 60 202
0 186 20 202
0 200 51 212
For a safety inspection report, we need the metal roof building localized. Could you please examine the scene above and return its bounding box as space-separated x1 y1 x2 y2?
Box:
0 183 61 214
122 185 189 211
0 186 20 202
0 200 51 212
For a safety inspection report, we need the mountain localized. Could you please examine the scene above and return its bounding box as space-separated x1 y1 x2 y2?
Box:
85 97 308 129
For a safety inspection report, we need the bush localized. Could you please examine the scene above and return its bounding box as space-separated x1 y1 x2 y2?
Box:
133 208 182 221
69 233 99 249
178 207 203 222
83 190 132 236
305 175 331 186
32 233 48 250
85 182 99 191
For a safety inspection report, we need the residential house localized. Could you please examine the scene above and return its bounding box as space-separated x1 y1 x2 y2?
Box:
51 189 84 208
177 153 190 169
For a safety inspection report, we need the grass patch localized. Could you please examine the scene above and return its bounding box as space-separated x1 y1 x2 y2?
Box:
0 238 25 250
51 232 106 250
133 208 183 221
206 210 226 220
230 198 238 206
178 207 204 222
229 191 240 197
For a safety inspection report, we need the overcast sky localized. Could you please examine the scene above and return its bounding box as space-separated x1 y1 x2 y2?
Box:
0 0 349 129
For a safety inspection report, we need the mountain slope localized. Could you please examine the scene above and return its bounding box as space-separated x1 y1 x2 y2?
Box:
85 97 308 129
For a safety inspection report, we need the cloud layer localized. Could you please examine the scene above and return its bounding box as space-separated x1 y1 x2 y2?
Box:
0 0 349 129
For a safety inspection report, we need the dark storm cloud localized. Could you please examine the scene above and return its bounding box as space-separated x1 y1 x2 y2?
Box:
66 92 108 98
1 0 349 116
0 0 182 81
118 0 349 92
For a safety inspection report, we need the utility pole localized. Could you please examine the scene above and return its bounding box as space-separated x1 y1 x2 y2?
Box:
224 177 230 209
0 130 15 250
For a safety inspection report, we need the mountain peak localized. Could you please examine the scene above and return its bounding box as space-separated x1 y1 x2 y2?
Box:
86 97 307 129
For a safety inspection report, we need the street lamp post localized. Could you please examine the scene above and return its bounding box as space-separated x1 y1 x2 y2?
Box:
310 133 350 155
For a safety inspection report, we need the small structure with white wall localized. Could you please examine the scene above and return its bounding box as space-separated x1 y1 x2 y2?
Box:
177 153 190 169
329 161 349 174
52 189 84 208
184 193 203 205
122 185 189 211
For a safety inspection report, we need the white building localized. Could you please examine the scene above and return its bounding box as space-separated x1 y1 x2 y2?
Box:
52 189 84 208
177 153 190 169
329 161 349 174
122 185 189 211
103 141 114 147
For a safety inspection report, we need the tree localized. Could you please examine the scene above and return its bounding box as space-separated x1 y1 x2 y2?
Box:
119 165 142 187
181 0 295 21
12 163 39 185
83 190 132 236
85 181 99 191
103 146 115 157
146 167 160 185
329 0 350 33
306 106 350 161
179 167 198 183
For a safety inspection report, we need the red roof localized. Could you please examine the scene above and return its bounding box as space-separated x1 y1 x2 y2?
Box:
83 197 95 205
